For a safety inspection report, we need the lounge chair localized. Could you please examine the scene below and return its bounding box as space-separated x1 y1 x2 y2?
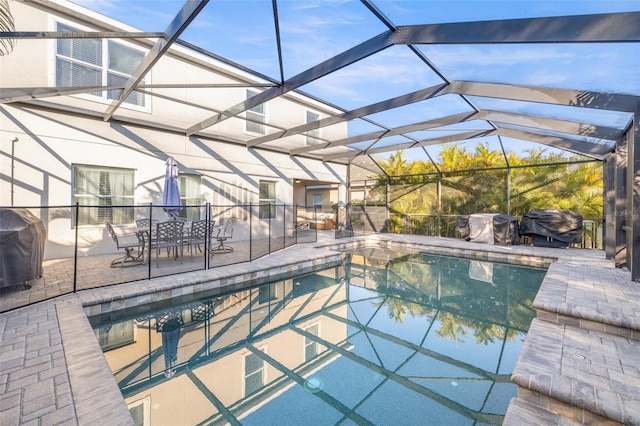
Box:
105 222 145 267
213 217 237 253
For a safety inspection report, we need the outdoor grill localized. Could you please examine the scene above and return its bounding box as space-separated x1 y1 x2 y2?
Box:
0 208 46 289
520 209 583 248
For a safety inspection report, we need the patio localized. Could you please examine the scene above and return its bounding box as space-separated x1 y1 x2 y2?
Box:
0 230 318 313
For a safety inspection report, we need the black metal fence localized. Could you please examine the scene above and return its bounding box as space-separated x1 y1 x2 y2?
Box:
335 206 603 249
0 203 317 313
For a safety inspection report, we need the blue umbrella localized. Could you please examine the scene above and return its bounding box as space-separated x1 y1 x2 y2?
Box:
162 157 182 219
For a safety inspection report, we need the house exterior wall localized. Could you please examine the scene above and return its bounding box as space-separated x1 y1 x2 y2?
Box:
0 0 348 260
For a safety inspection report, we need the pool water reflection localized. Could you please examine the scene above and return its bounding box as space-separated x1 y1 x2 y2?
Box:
90 249 546 425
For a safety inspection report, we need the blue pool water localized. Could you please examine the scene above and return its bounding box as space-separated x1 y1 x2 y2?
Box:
90 249 546 425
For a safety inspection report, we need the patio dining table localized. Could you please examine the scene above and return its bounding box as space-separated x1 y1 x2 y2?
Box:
136 219 219 266
136 220 188 266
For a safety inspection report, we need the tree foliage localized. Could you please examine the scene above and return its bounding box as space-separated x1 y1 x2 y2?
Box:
373 144 603 218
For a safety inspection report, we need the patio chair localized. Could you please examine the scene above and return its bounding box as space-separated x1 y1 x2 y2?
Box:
136 218 159 234
105 222 145 267
213 217 237 253
152 221 185 267
187 219 216 261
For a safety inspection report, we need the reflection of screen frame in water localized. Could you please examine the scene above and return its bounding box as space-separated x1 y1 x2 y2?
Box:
91 250 545 425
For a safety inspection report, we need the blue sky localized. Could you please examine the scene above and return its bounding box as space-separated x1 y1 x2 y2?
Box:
69 0 640 162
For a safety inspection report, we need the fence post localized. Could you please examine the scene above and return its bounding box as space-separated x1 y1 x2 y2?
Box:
437 173 442 237
249 204 253 261
268 202 272 254
73 203 79 293
147 203 152 279
205 203 210 270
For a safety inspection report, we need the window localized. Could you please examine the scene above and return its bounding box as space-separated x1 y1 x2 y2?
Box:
306 111 321 145
258 284 278 304
127 396 150 426
259 180 276 219
244 350 265 396
313 194 322 209
179 174 202 221
304 323 320 361
245 89 266 134
73 165 135 226
56 22 147 108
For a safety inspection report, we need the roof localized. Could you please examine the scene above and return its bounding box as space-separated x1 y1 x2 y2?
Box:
1 0 639 168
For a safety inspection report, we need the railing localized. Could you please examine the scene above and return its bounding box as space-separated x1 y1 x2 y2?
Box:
336 206 603 249
0 203 317 313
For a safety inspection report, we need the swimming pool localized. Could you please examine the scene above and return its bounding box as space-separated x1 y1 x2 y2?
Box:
90 248 546 425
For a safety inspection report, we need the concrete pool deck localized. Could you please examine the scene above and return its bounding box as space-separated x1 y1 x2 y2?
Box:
0 233 638 425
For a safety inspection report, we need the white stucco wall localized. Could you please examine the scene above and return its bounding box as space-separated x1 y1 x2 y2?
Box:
0 1 349 260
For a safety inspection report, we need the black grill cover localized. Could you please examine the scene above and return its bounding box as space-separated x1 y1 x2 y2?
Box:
455 215 470 240
0 208 46 286
520 209 582 243
493 214 520 246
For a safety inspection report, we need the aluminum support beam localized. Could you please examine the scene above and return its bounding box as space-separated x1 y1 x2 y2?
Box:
186 29 396 135
446 81 640 113
629 107 640 280
1 86 124 103
476 110 625 141
248 83 447 147
603 154 614 258
322 130 490 161
291 107 623 157
394 12 640 45
1 31 163 39
494 128 612 159
291 111 477 155
103 0 210 121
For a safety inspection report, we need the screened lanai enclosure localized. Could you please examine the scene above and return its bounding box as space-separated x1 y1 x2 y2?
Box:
1 1 639 275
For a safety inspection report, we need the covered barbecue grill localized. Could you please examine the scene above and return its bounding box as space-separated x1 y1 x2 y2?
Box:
0 208 46 288
456 213 519 246
520 209 582 248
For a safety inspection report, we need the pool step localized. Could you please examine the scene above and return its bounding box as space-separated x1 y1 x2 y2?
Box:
508 318 640 425
532 262 640 340
504 398 586 426
505 261 640 426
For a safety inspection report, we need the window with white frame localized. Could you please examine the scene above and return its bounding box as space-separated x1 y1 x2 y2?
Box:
245 89 266 135
304 323 320 362
73 165 135 226
56 22 147 108
127 396 151 426
244 350 265 396
306 111 321 145
259 180 276 219
179 174 202 221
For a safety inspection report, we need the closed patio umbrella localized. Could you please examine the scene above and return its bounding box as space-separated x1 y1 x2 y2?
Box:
162 157 182 219
157 311 183 379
